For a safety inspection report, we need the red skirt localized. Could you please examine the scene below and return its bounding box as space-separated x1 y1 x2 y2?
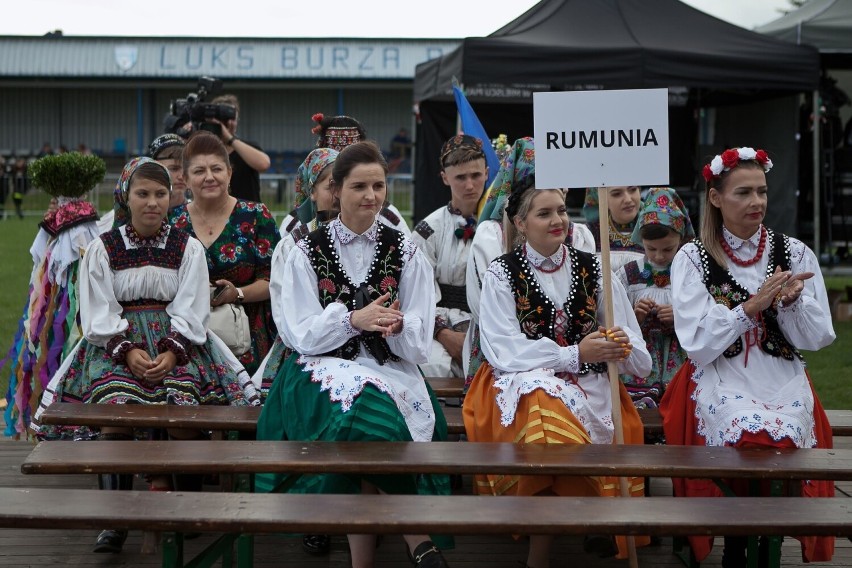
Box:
659 360 835 562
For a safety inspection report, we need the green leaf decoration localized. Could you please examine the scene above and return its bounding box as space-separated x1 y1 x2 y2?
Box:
28 153 107 198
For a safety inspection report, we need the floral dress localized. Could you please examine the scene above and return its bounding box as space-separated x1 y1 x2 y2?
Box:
616 257 686 408
170 200 280 375
33 225 259 440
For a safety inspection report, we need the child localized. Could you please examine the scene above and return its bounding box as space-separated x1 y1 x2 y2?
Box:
616 187 694 408
583 186 644 273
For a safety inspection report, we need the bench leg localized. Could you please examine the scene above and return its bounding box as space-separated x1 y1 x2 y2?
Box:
161 532 183 568
237 534 255 568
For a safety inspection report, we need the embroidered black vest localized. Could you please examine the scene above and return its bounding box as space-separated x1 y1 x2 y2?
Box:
495 245 605 375
102 226 188 271
305 223 404 365
694 230 802 362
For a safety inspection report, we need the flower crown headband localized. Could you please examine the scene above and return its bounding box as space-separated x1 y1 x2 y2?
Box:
702 147 773 183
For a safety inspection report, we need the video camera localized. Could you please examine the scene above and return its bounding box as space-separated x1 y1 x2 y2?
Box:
165 76 236 138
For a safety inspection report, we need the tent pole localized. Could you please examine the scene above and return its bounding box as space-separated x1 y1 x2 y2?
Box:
813 89 821 259
597 188 639 568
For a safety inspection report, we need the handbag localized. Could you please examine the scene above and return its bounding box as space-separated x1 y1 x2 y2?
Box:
208 287 251 356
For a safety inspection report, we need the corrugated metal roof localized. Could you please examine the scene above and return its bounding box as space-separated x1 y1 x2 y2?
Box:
0 37 459 79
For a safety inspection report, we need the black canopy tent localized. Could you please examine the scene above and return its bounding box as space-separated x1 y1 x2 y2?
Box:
412 0 819 227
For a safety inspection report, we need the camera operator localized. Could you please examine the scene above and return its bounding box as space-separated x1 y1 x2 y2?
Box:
207 94 270 203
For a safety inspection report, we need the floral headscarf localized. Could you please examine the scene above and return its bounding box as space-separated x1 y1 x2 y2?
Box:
477 137 535 223
112 157 170 229
294 148 339 225
630 187 695 244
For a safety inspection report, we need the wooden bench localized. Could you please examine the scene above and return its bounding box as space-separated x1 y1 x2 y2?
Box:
36 400 852 438
3 487 850 539
20 440 852 568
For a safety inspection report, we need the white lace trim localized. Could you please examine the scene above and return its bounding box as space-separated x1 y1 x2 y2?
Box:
688 364 817 448
400 238 418 264
722 225 762 250
732 304 758 332
331 217 379 244
491 368 613 445
298 355 436 442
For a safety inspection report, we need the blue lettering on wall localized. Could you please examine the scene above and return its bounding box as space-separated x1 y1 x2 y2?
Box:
281 47 297 70
306 47 323 70
383 47 399 69
358 47 374 70
186 46 202 70
425 47 444 60
211 46 227 69
332 47 349 69
237 46 253 69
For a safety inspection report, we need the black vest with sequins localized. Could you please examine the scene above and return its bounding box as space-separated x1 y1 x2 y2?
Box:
495 245 606 375
693 230 802 362
305 223 404 365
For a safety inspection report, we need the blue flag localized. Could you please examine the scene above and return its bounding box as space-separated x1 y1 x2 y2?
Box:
452 85 501 187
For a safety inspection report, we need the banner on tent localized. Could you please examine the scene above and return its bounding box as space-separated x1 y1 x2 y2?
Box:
533 88 669 188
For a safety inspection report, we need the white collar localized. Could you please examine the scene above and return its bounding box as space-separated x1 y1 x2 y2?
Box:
722 225 762 250
525 243 566 269
331 216 379 245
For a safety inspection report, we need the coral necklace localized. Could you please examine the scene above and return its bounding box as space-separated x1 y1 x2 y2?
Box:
719 226 767 267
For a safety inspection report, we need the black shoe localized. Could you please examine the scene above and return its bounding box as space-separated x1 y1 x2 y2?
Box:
93 529 128 553
721 536 747 568
583 534 618 558
408 540 449 567
302 534 330 555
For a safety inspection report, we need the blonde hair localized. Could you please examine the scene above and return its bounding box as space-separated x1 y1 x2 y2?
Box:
503 188 566 252
700 160 764 268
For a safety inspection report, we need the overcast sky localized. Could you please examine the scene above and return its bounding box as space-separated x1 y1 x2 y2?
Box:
3 0 795 37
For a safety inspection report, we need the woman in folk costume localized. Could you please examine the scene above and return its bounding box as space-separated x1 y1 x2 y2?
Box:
464 137 594 392
34 157 260 433
256 141 452 568
616 187 695 408
583 185 644 273
463 178 651 568
308 112 411 235
660 148 836 567
3 153 104 438
33 157 259 552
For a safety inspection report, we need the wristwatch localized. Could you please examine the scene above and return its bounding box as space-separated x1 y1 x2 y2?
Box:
235 287 244 303
226 135 238 146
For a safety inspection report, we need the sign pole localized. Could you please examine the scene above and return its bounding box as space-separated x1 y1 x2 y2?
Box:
597 187 639 568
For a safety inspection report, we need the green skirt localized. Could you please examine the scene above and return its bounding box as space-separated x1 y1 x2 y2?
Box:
256 351 450 497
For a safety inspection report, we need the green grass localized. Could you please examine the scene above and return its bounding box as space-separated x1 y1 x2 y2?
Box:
0 216 849 409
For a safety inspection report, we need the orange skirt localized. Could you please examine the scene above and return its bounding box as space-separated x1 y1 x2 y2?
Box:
463 362 648 557
660 360 835 562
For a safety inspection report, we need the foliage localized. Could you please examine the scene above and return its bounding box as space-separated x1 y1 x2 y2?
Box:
28 153 107 198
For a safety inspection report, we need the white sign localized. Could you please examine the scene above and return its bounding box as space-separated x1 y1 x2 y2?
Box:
533 89 669 188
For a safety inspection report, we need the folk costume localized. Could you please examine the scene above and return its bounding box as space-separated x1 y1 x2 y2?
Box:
33 158 259 440
464 137 594 391
616 187 694 408
3 153 104 438
169 197 280 376
660 148 836 563
583 187 644 274
256 217 451 504
412 134 486 378
463 187 652 560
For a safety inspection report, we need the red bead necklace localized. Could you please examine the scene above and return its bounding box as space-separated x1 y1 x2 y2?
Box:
526 243 567 273
719 226 767 267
